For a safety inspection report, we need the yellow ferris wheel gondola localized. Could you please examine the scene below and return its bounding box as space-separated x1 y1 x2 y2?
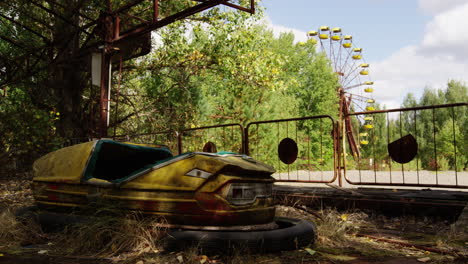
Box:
331 27 341 41
319 26 329 39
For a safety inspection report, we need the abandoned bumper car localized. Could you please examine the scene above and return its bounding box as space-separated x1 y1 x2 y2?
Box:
26 139 316 251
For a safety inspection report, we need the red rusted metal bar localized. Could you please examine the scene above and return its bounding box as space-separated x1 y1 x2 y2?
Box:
247 115 335 127
275 177 337 184
245 115 338 184
153 0 159 22
222 0 255 14
451 107 458 181
432 108 438 181
114 16 121 40
121 12 149 24
344 103 467 189
348 103 467 116
343 176 468 189
114 130 176 140
115 0 227 41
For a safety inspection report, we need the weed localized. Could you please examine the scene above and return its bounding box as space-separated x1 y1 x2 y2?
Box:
51 203 168 258
0 208 45 249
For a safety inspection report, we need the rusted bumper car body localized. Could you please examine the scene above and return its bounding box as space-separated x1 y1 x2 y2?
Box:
31 140 317 251
32 140 276 229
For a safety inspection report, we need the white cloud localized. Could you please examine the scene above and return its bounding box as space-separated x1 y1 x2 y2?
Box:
262 16 307 43
418 0 468 15
420 2 468 60
371 46 468 108
370 3 468 108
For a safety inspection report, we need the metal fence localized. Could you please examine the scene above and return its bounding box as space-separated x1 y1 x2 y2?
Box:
245 115 338 183
113 131 179 154
62 103 467 190
343 103 468 189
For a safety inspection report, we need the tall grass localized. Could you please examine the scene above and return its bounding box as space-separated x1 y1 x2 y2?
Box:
53 204 168 257
0 208 45 249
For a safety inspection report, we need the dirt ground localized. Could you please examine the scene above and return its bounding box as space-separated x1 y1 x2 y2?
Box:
1 173 467 264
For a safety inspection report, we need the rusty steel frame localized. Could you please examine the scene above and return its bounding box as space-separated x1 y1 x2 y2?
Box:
0 0 255 139
178 123 245 155
245 115 339 184
77 103 467 190
96 0 255 138
344 102 468 189
113 130 177 141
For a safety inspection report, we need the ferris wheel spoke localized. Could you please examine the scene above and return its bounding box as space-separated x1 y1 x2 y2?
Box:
338 46 353 77
307 26 376 156
347 93 373 101
343 83 366 90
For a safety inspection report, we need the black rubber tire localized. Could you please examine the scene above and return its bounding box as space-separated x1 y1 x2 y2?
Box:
164 217 317 253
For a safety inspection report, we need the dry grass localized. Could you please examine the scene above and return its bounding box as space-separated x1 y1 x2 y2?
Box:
315 209 369 248
1 177 466 263
51 205 168 258
0 208 45 249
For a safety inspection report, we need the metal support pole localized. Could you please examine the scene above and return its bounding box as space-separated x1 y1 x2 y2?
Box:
99 49 111 138
153 0 159 22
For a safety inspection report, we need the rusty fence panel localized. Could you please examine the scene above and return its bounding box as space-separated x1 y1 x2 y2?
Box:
113 130 179 154
245 115 338 183
178 123 244 154
344 103 468 189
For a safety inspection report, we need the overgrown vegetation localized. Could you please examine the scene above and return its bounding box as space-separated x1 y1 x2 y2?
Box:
1 203 466 263
1 1 466 174
0 0 340 173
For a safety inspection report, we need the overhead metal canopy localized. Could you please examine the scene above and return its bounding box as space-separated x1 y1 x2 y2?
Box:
0 0 255 136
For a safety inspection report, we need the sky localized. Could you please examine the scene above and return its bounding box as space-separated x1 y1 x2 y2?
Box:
261 0 468 109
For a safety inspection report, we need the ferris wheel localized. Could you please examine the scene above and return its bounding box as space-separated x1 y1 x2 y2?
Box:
307 26 376 157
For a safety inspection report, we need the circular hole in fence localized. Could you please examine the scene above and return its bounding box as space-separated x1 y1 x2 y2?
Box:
388 134 418 164
278 137 298 165
203 141 217 153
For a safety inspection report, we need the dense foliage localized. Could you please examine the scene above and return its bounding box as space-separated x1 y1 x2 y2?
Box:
0 1 466 173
